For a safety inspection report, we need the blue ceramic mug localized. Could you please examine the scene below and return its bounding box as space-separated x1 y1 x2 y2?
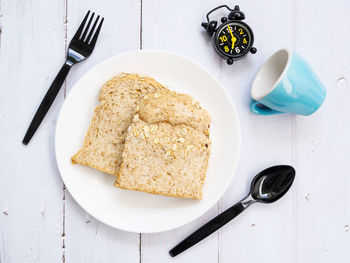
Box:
250 49 326 116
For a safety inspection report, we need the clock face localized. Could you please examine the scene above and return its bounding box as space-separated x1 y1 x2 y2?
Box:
215 22 253 58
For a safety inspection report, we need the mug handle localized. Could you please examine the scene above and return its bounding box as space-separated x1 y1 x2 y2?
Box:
249 99 282 115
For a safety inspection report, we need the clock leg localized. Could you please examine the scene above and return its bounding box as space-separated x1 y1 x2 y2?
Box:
227 58 234 65
250 47 257 54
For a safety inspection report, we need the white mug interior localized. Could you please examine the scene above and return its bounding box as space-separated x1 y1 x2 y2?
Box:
251 49 291 100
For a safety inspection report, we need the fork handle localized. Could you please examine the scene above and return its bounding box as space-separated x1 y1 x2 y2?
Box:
22 61 72 145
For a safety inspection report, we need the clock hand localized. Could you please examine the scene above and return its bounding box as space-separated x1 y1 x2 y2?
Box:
227 25 234 37
227 26 236 49
231 36 236 49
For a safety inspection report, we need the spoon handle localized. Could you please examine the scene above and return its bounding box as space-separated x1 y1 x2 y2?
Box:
169 202 245 257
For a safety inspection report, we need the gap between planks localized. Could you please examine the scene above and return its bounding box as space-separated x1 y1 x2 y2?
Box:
139 0 143 262
289 0 297 263
62 0 68 262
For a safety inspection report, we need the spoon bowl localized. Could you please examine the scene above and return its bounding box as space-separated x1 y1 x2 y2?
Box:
251 165 295 203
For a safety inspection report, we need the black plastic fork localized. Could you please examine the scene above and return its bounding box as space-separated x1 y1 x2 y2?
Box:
22 11 104 145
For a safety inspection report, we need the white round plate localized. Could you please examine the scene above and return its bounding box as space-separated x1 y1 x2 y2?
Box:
55 50 241 233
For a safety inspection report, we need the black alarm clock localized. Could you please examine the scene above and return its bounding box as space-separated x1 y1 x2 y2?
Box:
201 5 257 65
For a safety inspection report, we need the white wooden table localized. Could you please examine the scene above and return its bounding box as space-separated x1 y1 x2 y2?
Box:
1 0 350 262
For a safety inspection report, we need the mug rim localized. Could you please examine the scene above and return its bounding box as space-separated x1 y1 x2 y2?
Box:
251 48 292 100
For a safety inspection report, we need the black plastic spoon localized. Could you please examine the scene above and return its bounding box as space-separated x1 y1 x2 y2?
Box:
169 165 295 257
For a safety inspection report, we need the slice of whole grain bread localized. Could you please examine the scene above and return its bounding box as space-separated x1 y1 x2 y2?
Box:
71 73 166 175
115 90 211 199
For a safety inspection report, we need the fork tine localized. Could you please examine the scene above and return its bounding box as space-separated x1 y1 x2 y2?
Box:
73 10 90 40
86 15 100 43
81 12 95 41
88 17 104 47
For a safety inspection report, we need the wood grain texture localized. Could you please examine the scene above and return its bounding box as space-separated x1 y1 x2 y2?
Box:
64 1 140 262
294 1 350 262
0 0 65 262
218 1 296 262
141 0 224 262
1 0 350 262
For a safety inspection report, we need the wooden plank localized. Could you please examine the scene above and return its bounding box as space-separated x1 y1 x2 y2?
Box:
63 1 140 262
0 0 65 262
141 0 227 262
217 1 295 262
294 1 350 262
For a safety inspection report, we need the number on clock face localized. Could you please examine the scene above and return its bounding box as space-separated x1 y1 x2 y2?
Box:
216 23 251 57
